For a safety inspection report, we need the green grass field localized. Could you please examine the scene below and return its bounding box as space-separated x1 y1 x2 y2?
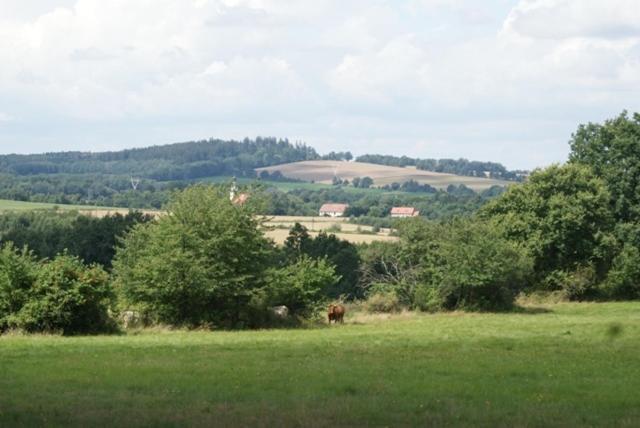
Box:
0 199 81 212
0 199 122 213
2 302 640 427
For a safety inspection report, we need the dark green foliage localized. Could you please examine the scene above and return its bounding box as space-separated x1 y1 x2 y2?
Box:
0 246 113 334
355 154 525 181
569 111 640 223
266 256 338 316
113 185 274 328
398 218 533 311
12 255 113 334
358 219 532 311
0 210 151 267
604 245 640 299
0 244 38 331
0 137 317 179
284 224 362 299
321 151 352 161
480 164 616 284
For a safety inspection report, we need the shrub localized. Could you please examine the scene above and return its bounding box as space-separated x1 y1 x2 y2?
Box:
412 284 445 312
603 245 640 299
0 244 38 332
267 256 339 317
398 218 534 311
561 265 598 300
364 291 402 313
12 254 113 334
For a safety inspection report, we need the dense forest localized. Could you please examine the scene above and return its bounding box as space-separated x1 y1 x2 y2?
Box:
355 154 527 181
0 137 317 180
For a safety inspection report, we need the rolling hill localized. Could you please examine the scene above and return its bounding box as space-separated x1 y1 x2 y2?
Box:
256 160 510 191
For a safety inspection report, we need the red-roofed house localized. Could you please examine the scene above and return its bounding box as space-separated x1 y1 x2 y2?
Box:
390 207 420 218
319 203 349 217
232 193 249 206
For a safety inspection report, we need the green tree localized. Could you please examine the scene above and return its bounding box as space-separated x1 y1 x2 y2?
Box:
113 185 274 327
267 256 338 317
360 176 374 188
480 164 616 284
285 226 362 299
569 111 640 222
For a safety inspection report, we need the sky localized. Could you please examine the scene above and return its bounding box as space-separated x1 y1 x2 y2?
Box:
1 0 639 169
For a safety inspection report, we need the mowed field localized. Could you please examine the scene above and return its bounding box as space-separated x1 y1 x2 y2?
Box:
256 160 510 191
1 302 640 427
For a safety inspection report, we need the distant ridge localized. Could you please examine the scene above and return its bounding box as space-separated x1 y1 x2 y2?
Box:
256 160 510 191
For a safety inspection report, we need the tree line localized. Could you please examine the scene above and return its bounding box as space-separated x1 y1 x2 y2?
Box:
355 154 527 181
0 137 317 180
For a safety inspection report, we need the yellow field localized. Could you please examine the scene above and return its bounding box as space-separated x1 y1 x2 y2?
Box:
256 160 509 191
262 215 396 244
265 228 398 245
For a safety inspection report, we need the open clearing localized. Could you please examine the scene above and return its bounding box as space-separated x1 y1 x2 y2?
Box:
2 302 640 427
256 160 511 191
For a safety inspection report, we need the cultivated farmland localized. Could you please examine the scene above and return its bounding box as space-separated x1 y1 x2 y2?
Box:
2 302 639 427
256 160 510 191
0 201 395 245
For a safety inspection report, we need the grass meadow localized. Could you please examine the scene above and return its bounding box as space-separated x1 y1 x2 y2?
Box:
1 302 639 427
0 199 95 212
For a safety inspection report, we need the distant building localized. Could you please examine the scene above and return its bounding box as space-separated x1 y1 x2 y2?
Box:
232 193 249 206
390 207 420 218
319 203 349 217
229 177 249 205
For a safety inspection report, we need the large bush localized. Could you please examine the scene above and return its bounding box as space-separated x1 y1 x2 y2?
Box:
285 224 361 299
13 254 113 334
418 219 533 311
113 185 275 328
0 244 38 331
603 244 640 299
1 245 113 334
360 219 533 311
266 256 338 317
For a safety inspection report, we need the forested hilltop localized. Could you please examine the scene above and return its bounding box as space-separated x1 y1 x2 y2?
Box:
0 136 512 219
0 137 318 180
0 136 523 181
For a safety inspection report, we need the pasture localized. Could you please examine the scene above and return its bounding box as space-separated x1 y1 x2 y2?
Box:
0 199 98 212
2 302 640 427
256 160 510 191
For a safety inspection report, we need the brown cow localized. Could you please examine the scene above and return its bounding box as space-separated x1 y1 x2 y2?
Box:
328 304 345 324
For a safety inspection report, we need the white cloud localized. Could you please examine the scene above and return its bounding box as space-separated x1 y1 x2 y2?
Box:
0 0 639 168
0 113 14 123
504 0 640 40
